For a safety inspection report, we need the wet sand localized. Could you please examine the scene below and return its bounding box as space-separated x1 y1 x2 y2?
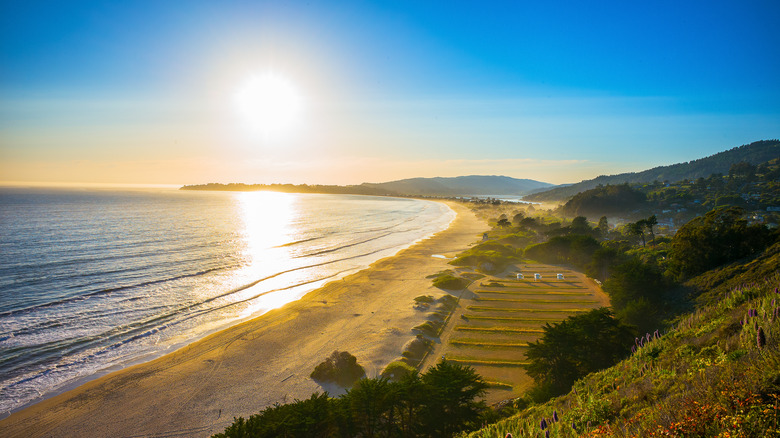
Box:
0 201 486 438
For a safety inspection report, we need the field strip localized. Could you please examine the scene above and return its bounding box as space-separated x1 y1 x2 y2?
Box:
450 339 530 348
485 380 514 389
474 289 592 296
475 297 599 304
480 286 587 290
446 357 530 367
454 326 544 333
462 314 565 322
467 306 592 313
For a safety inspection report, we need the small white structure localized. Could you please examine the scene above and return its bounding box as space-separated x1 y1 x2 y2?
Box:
534 273 541 281
517 273 524 280
557 273 564 280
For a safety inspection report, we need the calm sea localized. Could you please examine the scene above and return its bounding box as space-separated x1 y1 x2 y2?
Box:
0 188 454 416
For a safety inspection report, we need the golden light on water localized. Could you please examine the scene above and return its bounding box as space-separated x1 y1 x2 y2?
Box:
236 191 307 316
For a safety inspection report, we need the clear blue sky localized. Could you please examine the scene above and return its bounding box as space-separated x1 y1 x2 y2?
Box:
1 0 779 185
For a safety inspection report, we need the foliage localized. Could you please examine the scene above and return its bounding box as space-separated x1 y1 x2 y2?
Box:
214 361 489 438
465 275 780 438
432 274 470 290
310 351 366 388
556 183 647 218
668 206 775 279
524 139 780 202
602 258 668 332
524 235 600 269
524 308 636 399
450 241 521 274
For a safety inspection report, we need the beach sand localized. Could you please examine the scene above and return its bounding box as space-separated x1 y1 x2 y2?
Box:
0 201 486 438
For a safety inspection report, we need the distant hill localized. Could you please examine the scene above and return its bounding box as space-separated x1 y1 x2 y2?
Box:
361 175 555 196
525 139 780 202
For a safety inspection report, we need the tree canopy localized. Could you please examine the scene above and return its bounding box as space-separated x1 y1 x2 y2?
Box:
524 308 636 397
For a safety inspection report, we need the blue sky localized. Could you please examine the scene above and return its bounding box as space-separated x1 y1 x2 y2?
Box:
1 0 779 185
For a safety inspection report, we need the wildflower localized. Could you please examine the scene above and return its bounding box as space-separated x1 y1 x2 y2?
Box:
541 418 547 430
571 422 577 431
553 410 559 422
545 431 550 438
757 327 766 349
631 345 636 353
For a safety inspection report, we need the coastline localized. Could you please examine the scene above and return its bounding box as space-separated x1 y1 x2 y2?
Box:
0 201 486 438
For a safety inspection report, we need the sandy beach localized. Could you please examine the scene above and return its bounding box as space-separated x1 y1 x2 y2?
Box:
0 201 486 438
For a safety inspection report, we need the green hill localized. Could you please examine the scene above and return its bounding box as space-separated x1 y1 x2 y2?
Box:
525 139 780 202
467 243 780 437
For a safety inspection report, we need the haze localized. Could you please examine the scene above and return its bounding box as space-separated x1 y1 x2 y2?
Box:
1 1 779 186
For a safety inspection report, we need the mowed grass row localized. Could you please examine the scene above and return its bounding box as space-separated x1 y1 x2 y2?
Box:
474 297 599 304
444 357 529 367
474 289 592 296
461 314 566 323
467 305 593 313
454 326 543 334
450 338 530 348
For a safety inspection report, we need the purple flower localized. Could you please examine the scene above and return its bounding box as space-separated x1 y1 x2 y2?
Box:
553 410 559 422
545 430 550 438
541 418 547 430
757 327 766 349
631 345 636 353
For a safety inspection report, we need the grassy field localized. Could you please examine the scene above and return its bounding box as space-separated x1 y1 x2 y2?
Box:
424 263 609 404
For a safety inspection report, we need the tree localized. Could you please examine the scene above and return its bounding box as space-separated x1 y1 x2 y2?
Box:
669 206 774 279
626 221 645 246
345 378 396 438
419 361 488 436
310 351 366 388
645 215 658 245
597 216 609 236
524 308 636 398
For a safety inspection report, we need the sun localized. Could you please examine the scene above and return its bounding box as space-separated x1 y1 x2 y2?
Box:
234 72 303 137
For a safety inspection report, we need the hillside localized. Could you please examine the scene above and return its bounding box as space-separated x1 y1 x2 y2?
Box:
361 175 555 197
525 139 780 202
468 243 780 437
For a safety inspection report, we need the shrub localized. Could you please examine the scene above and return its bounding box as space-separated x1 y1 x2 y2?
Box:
310 351 366 388
432 274 469 290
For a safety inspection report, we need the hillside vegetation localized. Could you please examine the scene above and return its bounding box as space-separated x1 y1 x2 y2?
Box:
526 139 779 202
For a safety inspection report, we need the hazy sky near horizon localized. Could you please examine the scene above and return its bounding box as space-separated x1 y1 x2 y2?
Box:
1 1 779 186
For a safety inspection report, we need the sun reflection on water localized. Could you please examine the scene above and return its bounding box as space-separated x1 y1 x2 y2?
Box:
235 191 304 316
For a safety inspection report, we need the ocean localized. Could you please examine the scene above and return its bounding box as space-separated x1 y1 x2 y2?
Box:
0 187 454 416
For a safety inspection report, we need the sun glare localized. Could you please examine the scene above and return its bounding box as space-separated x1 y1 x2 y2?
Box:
234 72 303 138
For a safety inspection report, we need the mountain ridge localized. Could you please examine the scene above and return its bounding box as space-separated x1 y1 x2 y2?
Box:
524 139 780 202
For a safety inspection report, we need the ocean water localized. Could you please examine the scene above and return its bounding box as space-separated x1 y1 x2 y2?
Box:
0 188 454 416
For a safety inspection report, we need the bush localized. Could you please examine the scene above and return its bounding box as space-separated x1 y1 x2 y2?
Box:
380 360 416 381
432 274 469 290
310 351 366 388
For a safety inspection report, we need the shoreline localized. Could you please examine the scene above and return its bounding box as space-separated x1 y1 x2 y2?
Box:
0 201 487 438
